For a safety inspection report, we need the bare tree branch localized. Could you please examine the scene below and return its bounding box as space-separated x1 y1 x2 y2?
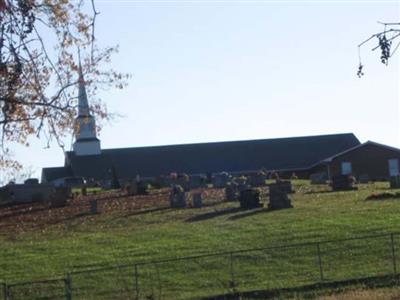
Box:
357 22 400 77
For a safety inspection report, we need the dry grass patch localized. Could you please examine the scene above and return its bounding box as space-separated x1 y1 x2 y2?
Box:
317 287 400 300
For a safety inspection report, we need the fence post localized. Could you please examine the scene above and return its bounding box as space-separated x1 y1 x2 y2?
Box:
391 233 397 275
134 264 139 300
316 243 324 282
4 284 9 300
65 273 72 300
229 252 236 293
2 283 6 300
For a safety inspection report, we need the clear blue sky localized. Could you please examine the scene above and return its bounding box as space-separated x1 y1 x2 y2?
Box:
7 0 400 181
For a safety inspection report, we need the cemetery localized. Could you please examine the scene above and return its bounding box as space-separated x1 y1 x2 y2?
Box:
1 178 400 299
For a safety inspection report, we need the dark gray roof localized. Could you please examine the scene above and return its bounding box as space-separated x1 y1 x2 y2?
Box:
322 140 400 162
60 133 360 181
41 166 73 183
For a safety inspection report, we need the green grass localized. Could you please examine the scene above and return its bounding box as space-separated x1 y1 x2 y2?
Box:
2 181 400 299
71 186 111 195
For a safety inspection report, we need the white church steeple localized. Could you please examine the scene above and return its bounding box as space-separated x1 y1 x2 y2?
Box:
77 62 90 117
72 61 101 156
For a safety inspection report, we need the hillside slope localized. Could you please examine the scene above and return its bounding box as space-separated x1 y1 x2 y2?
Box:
1 181 400 299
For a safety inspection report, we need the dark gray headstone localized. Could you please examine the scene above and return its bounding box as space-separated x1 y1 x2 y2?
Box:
192 193 203 208
310 172 327 184
127 179 148 195
90 199 98 214
169 185 187 208
24 178 39 185
332 175 357 191
239 188 261 209
213 172 231 188
275 180 294 194
358 174 369 184
225 183 239 201
390 176 400 189
248 174 267 187
49 187 69 208
233 176 247 186
268 183 293 210
188 175 208 189
176 174 190 191
126 180 138 196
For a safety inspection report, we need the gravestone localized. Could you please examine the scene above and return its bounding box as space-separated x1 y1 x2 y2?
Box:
169 185 187 208
233 176 247 187
110 166 121 189
126 180 138 196
24 178 39 185
332 175 357 191
49 187 70 208
358 174 369 184
238 183 251 192
126 179 148 196
90 200 98 214
192 193 203 208
189 175 208 189
239 188 261 209
225 183 239 201
213 172 231 188
248 173 267 187
273 180 294 194
176 173 190 191
390 176 400 189
161 175 176 188
268 183 293 210
309 172 327 184
136 180 149 195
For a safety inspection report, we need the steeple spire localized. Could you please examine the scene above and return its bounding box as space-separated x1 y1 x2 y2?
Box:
72 52 101 156
78 56 90 117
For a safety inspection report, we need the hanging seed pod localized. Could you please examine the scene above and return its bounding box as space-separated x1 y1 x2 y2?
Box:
357 63 364 78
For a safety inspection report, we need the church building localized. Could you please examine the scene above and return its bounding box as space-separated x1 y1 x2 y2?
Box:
41 69 400 184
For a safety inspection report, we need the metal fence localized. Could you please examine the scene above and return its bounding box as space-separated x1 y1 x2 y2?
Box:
2 232 400 300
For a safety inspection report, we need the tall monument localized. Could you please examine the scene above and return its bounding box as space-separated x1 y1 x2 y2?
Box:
72 63 101 156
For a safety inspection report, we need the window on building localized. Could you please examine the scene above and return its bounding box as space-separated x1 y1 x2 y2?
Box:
388 159 399 176
341 162 352 175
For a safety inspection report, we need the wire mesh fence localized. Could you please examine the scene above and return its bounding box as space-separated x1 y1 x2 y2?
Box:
3 232 400 300
71 266 136 300
6 278 66 300
1 282 6 300
321 233 395 282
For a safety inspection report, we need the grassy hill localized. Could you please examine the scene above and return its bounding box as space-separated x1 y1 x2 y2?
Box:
1 181 400 299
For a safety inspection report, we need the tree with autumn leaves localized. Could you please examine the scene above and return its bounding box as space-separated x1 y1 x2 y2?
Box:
0 0 129 175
